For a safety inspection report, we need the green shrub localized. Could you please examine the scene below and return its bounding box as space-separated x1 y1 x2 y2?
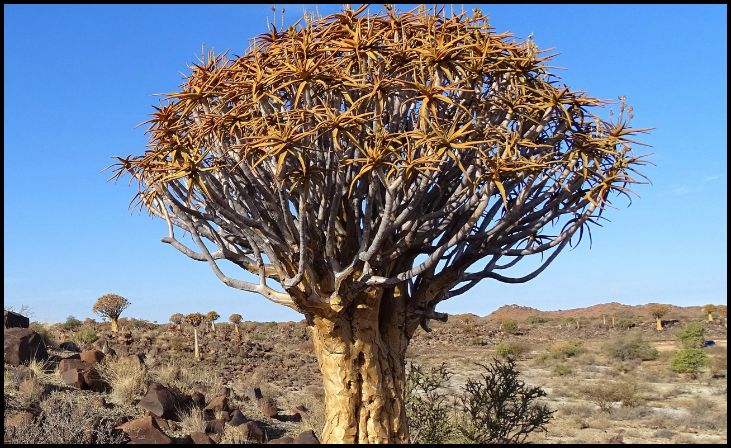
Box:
405 363 455 444
551 339 585 359
501 320 519 334
670 348 710 377
552 363 572 376
74 327 99 344
604 332 658 361
616 317 640 330
62 315 82 331
494 342 528 359
675 322 705 349
526 315 548 324
457 359 555 444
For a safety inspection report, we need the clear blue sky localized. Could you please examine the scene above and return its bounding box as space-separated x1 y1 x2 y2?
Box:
4 5 727 324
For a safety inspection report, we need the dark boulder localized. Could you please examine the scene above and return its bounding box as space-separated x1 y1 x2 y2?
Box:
4 328 48 366
140 383 177 419
4 310 29 329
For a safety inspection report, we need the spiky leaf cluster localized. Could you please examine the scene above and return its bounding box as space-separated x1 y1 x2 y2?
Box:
92 294 130 319
185 312 204 327
170 313 185 324
229 313 242 324
113 5 649 315
205 311 220 322
648 304 669 320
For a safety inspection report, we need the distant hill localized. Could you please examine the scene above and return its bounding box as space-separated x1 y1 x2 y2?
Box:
482 302 706 321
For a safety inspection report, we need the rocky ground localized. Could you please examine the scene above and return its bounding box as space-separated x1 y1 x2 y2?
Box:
3 307 728 444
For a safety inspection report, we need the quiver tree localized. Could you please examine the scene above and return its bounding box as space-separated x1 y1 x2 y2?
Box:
649 304 669 332
703 304 717 322
185 312 204 360
92 293 130 333
205 310 220 332
229 313 242 338
112 5 649 443
170 313 185 330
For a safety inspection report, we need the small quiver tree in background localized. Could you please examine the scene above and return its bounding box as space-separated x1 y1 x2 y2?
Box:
718 305 727 328
185 312 204 361
229 313 242 339
205 311 220 332
703 304 717 322
112 5 650 443
92 293 130 333
170 313 184 330
649 304 669 332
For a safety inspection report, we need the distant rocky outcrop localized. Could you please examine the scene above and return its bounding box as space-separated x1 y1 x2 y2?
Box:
485 302 706 321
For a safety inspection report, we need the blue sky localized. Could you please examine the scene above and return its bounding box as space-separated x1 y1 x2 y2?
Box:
4 4 727 324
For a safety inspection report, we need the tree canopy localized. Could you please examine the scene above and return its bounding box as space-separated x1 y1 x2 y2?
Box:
113 6 648 323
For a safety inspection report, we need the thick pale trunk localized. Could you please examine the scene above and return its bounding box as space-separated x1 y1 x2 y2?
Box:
707 313 714 322
310 289 411 444
194 328 200 361
603 315 606 327
111 318 119 333
656 318 663 331
211 321 216 332
612 316 615 328
234 324 240 339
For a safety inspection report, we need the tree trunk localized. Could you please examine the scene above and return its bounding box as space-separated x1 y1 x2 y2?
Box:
234 324 240 339
309 288 412 444
211 321 216 332
194 328 200 361
708 313 714 322
612 316 615 328
111 317 119 333
656 317 663 331
603 315 606 327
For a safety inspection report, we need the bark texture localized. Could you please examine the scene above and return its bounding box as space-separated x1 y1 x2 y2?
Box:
310 288 414 444
656 318 663 332
111 318 119 333
194 328 200 361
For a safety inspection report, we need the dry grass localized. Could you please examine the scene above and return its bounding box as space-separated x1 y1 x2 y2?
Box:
4 392 127 444
97 356 150 405
151 361 223 396
177 406 207 434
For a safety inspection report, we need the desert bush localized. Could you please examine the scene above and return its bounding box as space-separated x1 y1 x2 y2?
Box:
126 318 155 331
526 315 548 324
494 342 528 359
500 319 519 334
72 327 98 345
670 348 710 377
604 332 658 361
3 392 127 444
405 362 455 444
708 345 727 378
29 322 56 348
97 355 151 405
457 358 555 444
616 317 640 330
552 363 572 376
582 379 642 412
62 315 82 331
675 322 705 349
551 339 585 359
582 383 618 413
